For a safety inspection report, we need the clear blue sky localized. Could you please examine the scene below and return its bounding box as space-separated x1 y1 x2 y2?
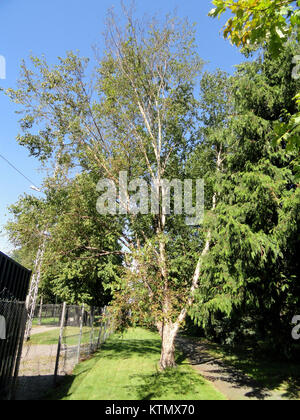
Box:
0 0 242 253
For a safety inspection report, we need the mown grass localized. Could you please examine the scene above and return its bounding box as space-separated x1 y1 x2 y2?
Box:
47 328 225 400
26 327 93 346
32 318 59 326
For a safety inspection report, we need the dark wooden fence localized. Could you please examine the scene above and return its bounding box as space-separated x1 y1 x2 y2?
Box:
0 251 31 400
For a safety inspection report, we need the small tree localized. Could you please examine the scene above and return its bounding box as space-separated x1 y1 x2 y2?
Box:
6 172 123 306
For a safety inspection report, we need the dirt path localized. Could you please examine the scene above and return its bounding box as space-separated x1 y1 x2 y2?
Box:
15 340 77 400
175 336 289 400
31 326 59 335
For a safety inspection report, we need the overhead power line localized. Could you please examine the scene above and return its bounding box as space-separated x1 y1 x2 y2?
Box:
0 152 40 190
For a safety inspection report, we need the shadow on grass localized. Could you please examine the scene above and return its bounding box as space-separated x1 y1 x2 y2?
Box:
177 336 300 400
16 375 66 400
45 364 98 400
282 377 300 400
216 348 300 400
45 335 204 400
45 331 300 400
98 338 162 360
45 336 163 400
128 353 204 400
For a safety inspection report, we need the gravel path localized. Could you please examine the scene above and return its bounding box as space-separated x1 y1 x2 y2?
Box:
175 336 289 400
15 339 77 400
15 343 58 400
15 326 98 400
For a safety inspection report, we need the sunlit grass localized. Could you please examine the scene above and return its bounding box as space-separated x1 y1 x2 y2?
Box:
32 318 59 326
26 326 93 346
48 328 225 400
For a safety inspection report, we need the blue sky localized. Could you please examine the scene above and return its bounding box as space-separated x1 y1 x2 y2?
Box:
0 0 243 254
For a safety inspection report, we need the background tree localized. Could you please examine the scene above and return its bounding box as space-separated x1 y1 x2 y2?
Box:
209 0 299 53
189 43 300 359
209 0 300 172
6 171 123 306
43 172 123 306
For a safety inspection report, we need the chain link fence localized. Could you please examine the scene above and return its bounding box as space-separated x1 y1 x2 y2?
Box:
15 303 114 400
0 252 31 400
34 303 64 326
0 299 27 400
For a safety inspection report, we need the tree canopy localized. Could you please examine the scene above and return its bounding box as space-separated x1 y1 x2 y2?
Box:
4 7 300 369
209 0 299 53
209 0 300 172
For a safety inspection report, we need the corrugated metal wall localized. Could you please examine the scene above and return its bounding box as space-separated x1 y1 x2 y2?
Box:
0 252 31 399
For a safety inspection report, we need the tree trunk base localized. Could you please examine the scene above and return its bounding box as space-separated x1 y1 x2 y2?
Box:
159 323 178 370
159 358 177 370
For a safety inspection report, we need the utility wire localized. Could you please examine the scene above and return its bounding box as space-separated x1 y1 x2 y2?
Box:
0 152 40 189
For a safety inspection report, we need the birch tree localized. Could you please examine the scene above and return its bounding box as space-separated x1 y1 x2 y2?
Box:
6 11 210 369
97 12 208 368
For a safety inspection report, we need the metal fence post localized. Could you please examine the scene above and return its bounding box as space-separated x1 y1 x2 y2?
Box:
89 306 95 355
38 296 43 326
76 304 85 365
96 307 105 349
103 307 109 342
53 302 67 386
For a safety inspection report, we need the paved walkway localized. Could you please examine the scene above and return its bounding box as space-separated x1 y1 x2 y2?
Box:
175 336 289 400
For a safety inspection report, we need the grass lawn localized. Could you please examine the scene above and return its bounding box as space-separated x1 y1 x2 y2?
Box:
187 336 300 399
32 318 59 326
48 328 226 400
26 326 93 346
